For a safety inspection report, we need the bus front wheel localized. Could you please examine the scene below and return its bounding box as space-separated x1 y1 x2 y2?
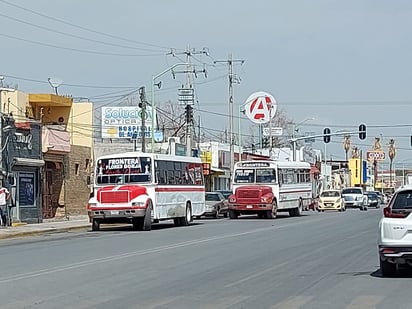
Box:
266 201 277 219
229 210 238 219
91 218 100 231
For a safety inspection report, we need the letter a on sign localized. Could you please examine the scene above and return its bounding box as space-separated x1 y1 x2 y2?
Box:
244 91 277 124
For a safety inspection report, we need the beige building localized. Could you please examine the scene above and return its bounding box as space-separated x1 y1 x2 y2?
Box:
3 91 93 220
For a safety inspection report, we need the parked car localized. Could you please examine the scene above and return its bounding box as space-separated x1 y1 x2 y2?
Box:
215 190 232 217
378 185 412 276
317 190 345 212
365 192 380 208
198 192 228 218
341 187 367 211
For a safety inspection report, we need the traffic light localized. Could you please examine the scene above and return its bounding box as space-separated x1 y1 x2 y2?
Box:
262 137 269 148
323 127 331 143
185 105 193 123
359 124 366 140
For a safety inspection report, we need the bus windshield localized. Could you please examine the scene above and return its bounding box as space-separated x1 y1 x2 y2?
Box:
234 168 276 184
95 156 152 185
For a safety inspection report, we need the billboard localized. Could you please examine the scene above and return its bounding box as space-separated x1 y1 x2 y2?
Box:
101 106 153 139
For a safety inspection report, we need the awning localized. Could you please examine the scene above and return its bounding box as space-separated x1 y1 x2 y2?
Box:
211 167 227 174
12 158 45 167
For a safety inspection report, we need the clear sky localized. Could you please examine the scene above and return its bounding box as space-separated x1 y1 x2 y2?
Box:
1 0 412 167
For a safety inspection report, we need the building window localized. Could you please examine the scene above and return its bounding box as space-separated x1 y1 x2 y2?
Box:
85 159 90 170
75 163 80 176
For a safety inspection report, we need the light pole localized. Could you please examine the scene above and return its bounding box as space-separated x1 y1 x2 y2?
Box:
150 63 187 153
238 101 250 162
291 117 314 161
388 139 396 190
0 87 15 174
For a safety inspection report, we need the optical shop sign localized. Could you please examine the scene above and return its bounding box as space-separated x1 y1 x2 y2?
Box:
101 106 153 139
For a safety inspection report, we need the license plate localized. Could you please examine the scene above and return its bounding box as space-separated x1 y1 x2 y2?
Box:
246 205 253 209
111 210 119 215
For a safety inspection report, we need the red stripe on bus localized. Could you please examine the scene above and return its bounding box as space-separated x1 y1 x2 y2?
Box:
280 190 312 194
155 187 205 192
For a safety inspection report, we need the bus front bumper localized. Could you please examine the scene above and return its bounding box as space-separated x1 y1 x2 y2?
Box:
88 209 146 220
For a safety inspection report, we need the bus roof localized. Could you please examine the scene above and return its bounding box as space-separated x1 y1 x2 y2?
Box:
234 160 311 169
95 152 203 163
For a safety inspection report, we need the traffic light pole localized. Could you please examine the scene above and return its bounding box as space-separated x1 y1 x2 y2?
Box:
290 129 365 161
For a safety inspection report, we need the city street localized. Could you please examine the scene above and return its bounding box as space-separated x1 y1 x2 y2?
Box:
0 208 409 309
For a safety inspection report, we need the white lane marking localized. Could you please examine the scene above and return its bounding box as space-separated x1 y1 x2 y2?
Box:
0 222 307 284
272 296 313 309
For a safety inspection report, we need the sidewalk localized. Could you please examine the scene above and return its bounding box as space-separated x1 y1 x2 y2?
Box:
0 215 90 240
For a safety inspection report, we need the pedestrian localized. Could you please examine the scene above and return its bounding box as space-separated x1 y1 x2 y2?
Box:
0 182 10 227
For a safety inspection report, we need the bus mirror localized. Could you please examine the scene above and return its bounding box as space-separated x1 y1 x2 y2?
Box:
86 175 91 185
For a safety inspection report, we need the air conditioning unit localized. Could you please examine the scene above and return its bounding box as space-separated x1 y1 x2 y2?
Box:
168 137 181 144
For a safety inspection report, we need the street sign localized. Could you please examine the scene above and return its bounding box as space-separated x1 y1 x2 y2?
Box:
366 151 385 161
244 91 277 124
262 127 283 136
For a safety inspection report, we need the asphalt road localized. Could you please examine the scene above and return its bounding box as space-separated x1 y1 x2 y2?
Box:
0 208 410 309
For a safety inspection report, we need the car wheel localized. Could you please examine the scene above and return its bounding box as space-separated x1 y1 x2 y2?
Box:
380 258 397 277
223 213 228 218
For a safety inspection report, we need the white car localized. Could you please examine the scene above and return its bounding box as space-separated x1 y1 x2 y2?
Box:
317 190 345 212
378 185 412 276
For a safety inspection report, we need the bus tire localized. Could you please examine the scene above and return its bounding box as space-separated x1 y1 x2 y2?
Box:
142 202 153 231
266 201 277 219
91 218 100 231
229 210 238 219
296 199 303 216
181 204 192 226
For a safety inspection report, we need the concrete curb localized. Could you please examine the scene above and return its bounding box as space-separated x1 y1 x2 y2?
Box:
0 223 91 240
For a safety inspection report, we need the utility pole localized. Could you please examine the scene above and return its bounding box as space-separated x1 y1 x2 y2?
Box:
139 86 147 152
214 54 245 187
174 46 207 156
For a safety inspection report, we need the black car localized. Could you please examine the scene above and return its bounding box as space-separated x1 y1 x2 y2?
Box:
365 192 380 208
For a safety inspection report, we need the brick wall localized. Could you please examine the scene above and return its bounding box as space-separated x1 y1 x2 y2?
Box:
64 145 92 216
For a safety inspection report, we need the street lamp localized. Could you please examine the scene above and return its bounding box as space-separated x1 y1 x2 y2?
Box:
291 117 314 161
150 63 187 153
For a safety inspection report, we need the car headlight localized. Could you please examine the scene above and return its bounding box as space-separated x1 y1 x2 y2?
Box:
229 197 236 203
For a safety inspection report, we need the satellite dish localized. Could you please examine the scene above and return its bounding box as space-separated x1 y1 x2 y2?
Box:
48 77 63 95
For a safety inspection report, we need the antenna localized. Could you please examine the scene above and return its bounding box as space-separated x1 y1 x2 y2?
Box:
48 77 63 95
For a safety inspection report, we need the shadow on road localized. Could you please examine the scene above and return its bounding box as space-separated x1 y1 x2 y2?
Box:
370 267 412 279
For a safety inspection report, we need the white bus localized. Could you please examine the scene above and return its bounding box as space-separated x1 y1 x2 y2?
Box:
229 160 313 218
87 152 205 231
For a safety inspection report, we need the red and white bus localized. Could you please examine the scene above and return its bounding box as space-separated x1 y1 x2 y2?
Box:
228 160 313 219
87 152 205 231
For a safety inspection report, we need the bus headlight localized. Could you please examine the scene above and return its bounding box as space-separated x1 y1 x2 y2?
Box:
132 201 146 207
87 203 97 209
261 195 272 203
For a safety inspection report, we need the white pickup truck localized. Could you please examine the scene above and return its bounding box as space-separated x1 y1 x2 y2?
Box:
341 187 367 211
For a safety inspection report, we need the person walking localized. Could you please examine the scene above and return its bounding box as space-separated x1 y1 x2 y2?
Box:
0 182 10 227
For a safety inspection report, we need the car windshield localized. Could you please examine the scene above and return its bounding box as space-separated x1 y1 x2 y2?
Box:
367 193 377 198
320 191 340 197
206 194 220 201
392 191 412 209
342 188 362 194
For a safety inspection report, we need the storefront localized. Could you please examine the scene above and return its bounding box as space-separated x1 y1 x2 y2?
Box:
2 120 44 223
